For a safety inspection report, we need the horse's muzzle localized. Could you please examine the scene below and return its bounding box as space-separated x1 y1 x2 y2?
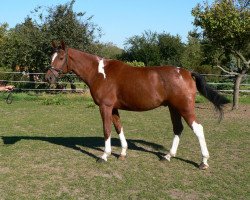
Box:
45 69 58 84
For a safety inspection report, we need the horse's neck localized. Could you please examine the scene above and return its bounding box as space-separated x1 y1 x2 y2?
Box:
68 48 99 86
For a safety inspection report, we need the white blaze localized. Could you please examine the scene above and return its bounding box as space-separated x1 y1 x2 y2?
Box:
52 52 58 63
98 59 106 79
176 67 180 73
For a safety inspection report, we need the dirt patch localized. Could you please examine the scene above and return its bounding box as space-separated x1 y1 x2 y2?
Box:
223 104 250 118
196 104 250 119
168 189 199 200
168 188 213 200
0 167 11 174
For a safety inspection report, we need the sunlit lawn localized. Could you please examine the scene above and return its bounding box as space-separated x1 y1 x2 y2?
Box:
0 93 249 199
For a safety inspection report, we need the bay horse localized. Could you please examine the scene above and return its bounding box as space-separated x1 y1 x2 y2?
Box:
45 41 229 170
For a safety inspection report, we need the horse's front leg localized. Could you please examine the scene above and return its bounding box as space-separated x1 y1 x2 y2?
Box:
97 105 113 162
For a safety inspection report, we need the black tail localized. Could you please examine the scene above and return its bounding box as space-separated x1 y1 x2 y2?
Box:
191 72 230 120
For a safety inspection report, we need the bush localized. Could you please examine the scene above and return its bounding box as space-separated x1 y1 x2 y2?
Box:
126 61 145 67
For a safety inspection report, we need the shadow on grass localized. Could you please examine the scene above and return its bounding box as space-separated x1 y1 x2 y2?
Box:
1 136 198 168
173 157 200 168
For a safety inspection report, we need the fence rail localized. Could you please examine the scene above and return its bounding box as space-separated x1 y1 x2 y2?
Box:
0 71 249 93
0 79 85 85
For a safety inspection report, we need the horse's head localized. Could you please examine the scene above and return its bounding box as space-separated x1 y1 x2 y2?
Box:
45 41 70 84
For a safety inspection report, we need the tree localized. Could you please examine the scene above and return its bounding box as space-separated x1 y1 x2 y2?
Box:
39 0 101 52
0 0 101 75
121 31 184 66
180 34 221 78
0 18 44 70
0 23 8 44
93 42 123 59
122 31 161 66
0 18 51 87
181 35 204 70
158 33 184 66
0 23 9 68
192 0 250 109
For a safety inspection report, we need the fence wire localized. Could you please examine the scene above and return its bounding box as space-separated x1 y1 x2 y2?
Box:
0 71 87 93
0 71 249 93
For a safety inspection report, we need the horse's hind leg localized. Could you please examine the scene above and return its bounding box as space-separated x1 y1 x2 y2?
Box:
180 109 210 170
112 109 128 160
162 106 183 161
191 121 209 169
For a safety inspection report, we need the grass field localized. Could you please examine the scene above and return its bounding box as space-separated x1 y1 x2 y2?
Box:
0 93 249 199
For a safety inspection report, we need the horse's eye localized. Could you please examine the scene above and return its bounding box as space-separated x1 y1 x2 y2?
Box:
59 57 64 60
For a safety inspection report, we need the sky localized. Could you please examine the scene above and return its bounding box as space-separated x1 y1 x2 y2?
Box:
0 0 210 48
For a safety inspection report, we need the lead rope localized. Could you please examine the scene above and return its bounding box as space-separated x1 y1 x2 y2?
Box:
6 91 13 104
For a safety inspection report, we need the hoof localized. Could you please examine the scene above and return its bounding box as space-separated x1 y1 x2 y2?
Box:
118 155 126 161
199 162 209 170
96 158 106 163
160 154 171 162
159 156 169 162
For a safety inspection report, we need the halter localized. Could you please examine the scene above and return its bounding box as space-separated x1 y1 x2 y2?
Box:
48 48 69 79
6 91 13 104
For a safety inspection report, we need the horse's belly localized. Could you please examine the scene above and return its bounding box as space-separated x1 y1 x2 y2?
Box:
115 89 165 111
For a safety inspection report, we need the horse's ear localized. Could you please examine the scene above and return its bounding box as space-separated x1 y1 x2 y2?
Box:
51 41 57 49
61 41 66 50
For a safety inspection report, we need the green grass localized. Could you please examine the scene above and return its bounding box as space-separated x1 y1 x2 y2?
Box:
238 94 250 104
0 93 249 199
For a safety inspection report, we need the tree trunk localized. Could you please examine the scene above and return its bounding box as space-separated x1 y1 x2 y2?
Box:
232 73 244 110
